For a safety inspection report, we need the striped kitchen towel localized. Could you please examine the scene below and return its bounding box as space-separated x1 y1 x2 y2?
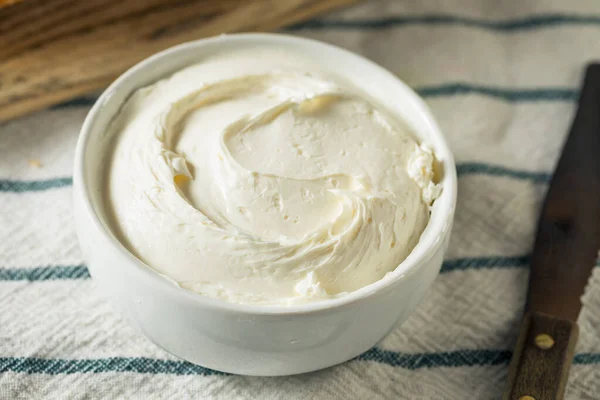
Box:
2 0 600 398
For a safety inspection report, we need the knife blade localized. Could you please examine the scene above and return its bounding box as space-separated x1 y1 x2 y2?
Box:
503 64 600 400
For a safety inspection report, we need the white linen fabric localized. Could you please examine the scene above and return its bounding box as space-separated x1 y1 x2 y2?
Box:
1 0 600 398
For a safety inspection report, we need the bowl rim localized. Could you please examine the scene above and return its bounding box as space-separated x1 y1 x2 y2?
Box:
74 32 457 316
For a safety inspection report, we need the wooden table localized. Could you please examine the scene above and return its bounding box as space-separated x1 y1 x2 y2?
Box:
0 0 358 121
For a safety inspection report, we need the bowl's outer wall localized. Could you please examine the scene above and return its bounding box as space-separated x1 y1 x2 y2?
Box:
75 192 448 375
73 34 456 376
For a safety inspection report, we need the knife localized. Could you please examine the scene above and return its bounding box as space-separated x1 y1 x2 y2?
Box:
503 64 600 400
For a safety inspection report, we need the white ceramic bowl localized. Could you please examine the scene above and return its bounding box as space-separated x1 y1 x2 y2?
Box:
73 33 457 376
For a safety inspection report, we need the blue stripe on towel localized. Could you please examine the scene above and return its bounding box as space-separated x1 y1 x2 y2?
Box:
416 84 577 102
456 163 552 183
356 348 511 369
0 265 90 281
2 349 599 375
0 178 73 192
288 14 600 32
440 255 530 273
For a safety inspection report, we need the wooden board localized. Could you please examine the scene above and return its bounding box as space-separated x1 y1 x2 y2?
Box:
0 0 358 122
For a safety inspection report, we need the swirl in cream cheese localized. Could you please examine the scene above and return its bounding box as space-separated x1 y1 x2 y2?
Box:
105 48 441 305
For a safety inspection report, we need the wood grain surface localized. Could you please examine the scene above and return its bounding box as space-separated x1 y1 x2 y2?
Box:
0 0 24 8
0 0 358 122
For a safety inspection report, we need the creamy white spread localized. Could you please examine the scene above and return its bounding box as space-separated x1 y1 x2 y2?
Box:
105 48 441 305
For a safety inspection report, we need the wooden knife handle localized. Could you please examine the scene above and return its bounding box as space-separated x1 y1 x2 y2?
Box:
503 312 578 400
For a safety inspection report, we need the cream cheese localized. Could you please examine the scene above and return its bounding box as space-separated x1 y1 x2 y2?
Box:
105 48 441 305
